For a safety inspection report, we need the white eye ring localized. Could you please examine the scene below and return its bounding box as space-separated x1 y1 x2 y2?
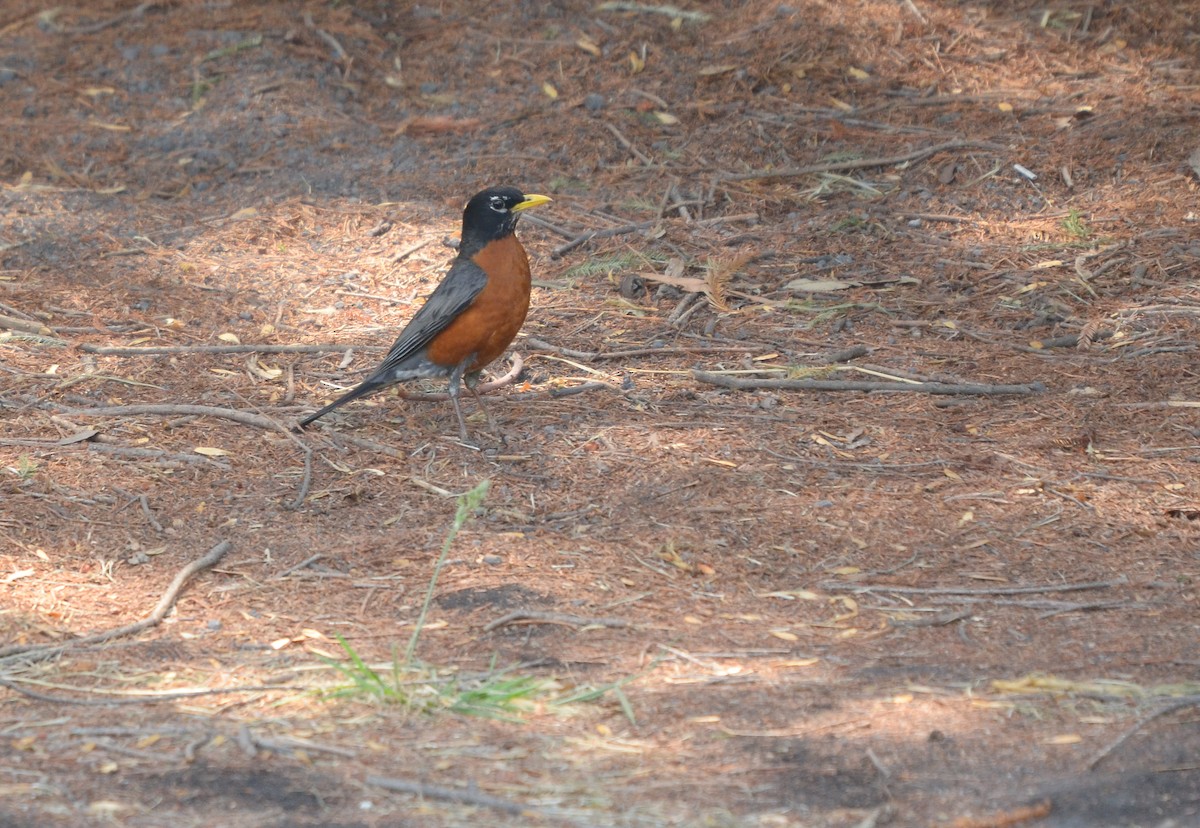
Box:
488 196 507 212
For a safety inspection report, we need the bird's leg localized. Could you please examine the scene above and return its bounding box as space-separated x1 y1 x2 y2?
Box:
447 356 475 442
464 370 498 433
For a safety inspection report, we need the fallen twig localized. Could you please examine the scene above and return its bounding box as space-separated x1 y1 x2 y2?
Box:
820 576 1128 596
139 494 164 533
0 679 300 707
77 342 384 356
0 314 52 335
525 337 756 360
0 540 232 665
64 404 284 431
551 220 655 258
250 732 357 759
275 553 323 579
694 371 1044 396
1088 695 1200 770
720 140 1006 182
548 213 757 259
604 121 653 165
287 444 314 510
366 775 531 818
483 610 632 633
64 1 158 35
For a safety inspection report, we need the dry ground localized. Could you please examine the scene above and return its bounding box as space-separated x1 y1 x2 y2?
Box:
2 1 1200 826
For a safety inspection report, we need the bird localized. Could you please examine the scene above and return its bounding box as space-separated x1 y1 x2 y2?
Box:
297 186 551 440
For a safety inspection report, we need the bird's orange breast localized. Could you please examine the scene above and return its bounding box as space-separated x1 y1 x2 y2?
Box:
426 234 532 371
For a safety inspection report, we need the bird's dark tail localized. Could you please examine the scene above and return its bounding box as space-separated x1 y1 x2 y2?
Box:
296 376 388 428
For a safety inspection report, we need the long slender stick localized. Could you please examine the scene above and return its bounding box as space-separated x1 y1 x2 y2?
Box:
0 540 232 665
694 371 1044 396
820 576 1127 596
719 140 1005 182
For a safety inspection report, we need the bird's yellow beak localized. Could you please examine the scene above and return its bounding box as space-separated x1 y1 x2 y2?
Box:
512 193 552 212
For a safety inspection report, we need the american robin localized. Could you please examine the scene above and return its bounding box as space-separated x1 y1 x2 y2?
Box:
297 186 551 439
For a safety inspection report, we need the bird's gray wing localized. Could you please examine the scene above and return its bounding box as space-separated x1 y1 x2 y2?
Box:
371 256 488 378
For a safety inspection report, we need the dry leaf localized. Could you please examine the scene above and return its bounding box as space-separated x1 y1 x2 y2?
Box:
769 630 799 641
228 207 258 221
653 110 678 125
542 81 559 99
698 64 736 76
193 446 230 457
217 332 240 344
628 51 645 74
1045 734 1082 745
576 37 601 56
847 66 870 80
997 101 1013 112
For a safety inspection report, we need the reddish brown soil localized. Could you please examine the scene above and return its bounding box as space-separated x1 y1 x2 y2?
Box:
2 2 1199 826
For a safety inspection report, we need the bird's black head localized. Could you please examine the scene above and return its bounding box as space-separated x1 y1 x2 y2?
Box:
459 186 551 257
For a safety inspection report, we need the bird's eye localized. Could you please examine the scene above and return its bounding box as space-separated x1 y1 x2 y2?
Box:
488 196 507 212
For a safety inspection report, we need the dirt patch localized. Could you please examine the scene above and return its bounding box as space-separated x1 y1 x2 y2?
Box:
3 1 1200 826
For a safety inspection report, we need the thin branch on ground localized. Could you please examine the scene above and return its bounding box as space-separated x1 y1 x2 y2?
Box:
547 381 615 398
551 219 655 258
0 314 53 335
820 576 1128 596
822 345 871 363
927 596 1143 616
548 212 758 258
1088 695 1200 770
0 679 301 707
483 610 633 633
366 775 533 819
249 731 358 759
525 336 757 360
694 371 1045 396
86 443 216 465
604 121 654 165
320 432 409 458
274 553 323 579
77 342 385 356
0 540 232 665
286 444 314 510
719 139 1006 182
64 1 158 35
138 494 164 533
64 404 284 431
